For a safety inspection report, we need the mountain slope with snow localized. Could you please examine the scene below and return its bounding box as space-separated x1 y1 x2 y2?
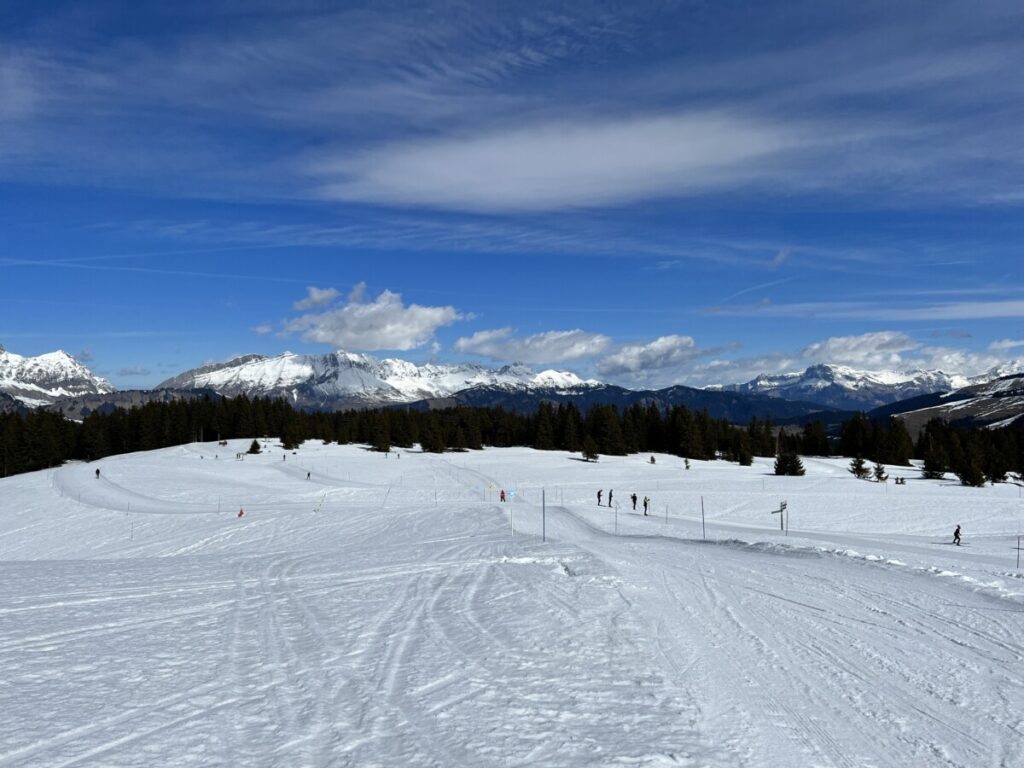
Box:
882 372 1024 432
157 351 602 409
0 347 113 407
720 363 994 410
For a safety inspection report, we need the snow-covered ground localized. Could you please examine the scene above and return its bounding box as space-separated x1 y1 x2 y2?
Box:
2 442 1023 767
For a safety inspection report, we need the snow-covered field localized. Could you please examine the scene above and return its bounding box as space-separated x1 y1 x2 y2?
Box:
2 441 1023 767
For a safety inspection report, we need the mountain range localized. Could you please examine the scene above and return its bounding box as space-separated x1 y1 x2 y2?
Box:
713 363 1023 411
156 351 602 411
2 345 1022 428
0 347 113 408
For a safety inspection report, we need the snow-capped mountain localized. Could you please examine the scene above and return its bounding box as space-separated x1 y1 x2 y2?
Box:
0 346 114 407
157 351 602 410
719 363 976 411
877 372 1024 432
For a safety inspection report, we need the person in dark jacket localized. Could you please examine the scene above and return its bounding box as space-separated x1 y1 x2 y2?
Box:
597 489 603 506
953 525 961 546
631 493 637 510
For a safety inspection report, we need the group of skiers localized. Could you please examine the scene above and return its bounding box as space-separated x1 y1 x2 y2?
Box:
597 489 650 515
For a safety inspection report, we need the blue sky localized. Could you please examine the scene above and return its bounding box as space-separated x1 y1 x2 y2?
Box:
1 0 1022 389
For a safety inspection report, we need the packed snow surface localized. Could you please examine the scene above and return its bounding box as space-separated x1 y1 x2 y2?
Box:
2 444 1023 767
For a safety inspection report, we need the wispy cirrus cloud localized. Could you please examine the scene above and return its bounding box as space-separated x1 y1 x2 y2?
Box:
708 299 1024 322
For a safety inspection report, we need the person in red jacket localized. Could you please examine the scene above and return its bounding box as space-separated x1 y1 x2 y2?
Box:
500 489 506 502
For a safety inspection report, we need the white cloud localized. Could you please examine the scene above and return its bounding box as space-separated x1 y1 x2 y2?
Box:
252 323 273 335
316 111 812 212
989 338 1024 351
293 286 340 310
598 335 702 375
800 331 919 369
283 284 461 351
455 328 611 364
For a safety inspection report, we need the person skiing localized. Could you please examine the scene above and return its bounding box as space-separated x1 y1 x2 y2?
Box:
597 489 603 506
643 496 650 516
608 489 614 507
95 468 100 479
953 524 961 546
238 508 245 518
306 471 311 480
500 489 506 502
631 493 637 510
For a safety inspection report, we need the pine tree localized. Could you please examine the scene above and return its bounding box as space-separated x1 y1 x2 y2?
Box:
848 455 870 480
774 451 805 476
247 439 261 455
582 435 598 462
956 441 986 487
921 441 948 480
873 462 888 483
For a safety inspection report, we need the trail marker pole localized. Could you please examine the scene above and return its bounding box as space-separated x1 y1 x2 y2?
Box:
542 488 546 543
701 495 706 541
771 501 786 532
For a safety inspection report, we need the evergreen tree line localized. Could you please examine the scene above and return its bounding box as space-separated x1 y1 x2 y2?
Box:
0 395 1021 486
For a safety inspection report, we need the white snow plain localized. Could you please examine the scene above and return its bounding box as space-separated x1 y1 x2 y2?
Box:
2 442 1023 767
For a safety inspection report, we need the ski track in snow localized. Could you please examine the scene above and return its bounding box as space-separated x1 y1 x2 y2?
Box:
1 442 1023 766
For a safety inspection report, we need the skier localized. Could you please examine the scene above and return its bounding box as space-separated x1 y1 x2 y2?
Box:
608 489 614 507
953 524 961 546
238 508 245 518
631 493 637 510
643 496 650 516
307 471 311 480
597 489 603 506
500 489 506 502
95 468 100 479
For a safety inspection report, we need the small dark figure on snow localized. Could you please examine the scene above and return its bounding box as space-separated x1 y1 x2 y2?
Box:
953 525 961 546
643 496 650 516
95 468 100 479
238 508 245 518
500 489 506 502
307 472 311 480
631 493 637 510
608 489 613 507
597 489 603 506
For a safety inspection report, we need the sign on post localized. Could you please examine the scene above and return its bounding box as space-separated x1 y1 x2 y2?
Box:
771 500 787 532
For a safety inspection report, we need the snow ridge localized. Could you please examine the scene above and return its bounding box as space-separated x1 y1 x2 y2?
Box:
0 347 113 407
718 362 1022 410
157 351 601 407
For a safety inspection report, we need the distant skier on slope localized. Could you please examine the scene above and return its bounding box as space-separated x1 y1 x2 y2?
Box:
95 468 100 479
608 489 613 507
238 508 245 518
597 489 603 506
631 493 637 510
953 524 961 546
500 489 506 502
307 471 311 480
643 496 650 516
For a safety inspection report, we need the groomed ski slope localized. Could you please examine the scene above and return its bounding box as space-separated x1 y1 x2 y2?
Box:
2 442 1023 767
